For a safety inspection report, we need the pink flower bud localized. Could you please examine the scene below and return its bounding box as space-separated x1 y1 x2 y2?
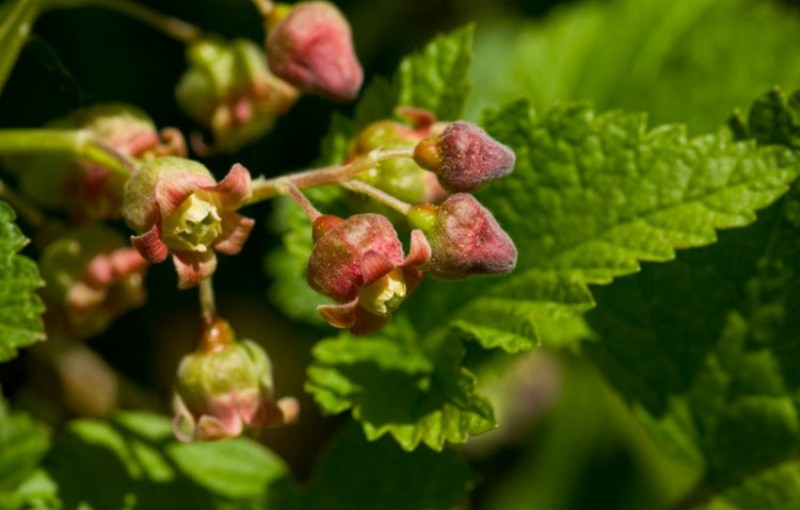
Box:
173 318 298 442
122 157 254 288
307 213 430 335
411 194 517 280
266 1 363 102
414 121 515 192
39 225 148 338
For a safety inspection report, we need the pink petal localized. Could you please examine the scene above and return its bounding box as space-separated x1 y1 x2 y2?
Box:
108 248 149 279
201 163 252 210
350 307 391 336
131 225 169 263
318 298 359 329
404 229 432 267
172 251 217 289
156 172 215 218
360 250 395 287
214 212 255 255
196 414 243 441
85 255 114 285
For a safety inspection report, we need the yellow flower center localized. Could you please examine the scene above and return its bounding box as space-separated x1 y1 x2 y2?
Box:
162 193 222 252
358 268 407 317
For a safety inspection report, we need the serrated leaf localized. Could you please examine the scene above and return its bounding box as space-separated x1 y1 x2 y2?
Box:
585 175 800 508
744 87 800 149
0 201 44 361
306 320 494 451
298 424 474 510
0 400 50 508
0 0 39 94
407 99 800 354
43 412 290 510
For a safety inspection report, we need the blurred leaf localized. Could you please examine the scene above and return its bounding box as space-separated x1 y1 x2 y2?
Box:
469 0 800 133
44 412 290 510
0 200 44 361
0 0 39 94
296 423 474 510
743 87 800 149
0 400 51 510
306 320 494 451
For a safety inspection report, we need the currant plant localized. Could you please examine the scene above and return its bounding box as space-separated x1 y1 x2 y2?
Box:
3 0 800 508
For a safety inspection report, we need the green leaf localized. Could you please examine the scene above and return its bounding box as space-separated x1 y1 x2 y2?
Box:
0 400 51 509
0 0 39 94
306 320 494 451
468 0 800 134
742 87 800 149
0 201 45 361
585 174 800 507
407 99 800 353
43 412 290 510
298 424 474 510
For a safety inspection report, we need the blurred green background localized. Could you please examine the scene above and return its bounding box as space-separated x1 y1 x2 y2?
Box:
4 0 800 508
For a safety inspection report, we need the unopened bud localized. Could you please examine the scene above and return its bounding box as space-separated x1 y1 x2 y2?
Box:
414 121 515 192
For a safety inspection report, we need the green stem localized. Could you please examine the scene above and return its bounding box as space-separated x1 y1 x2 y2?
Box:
199 277 217 323
244 147 414 205
0 129 134 177
343 180 412 215
0 179 48 229
44 0 205 44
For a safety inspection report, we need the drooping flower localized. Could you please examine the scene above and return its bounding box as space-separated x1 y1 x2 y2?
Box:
176 38 299 153
306 213 431 335
122 157 254 288
414 121 515 192
265 1 363 102
39 225 149 338
9 103 186 222
173 318 299 442
408 193 517 280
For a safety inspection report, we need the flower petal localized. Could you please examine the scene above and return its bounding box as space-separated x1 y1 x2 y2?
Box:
214 212 255 255
131 225 169 263
156 172 215 218
172 394 197 443
318 298 359 329
172 250 217 289
350 306 391 336
201 163 252 210
360 250 395 287
196 414 243 441
404 229 432 267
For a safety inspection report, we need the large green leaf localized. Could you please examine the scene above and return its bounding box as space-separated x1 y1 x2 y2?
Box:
0 400 51 510
0 201 44 361
43 412 290 510
0 0 40 94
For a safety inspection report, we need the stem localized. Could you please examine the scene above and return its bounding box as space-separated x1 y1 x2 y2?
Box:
45 0 205 44
244 147 414 206
252 0 275 17
0 129 135 177
343 180 412 215
286 182 322 221
199 277 217 323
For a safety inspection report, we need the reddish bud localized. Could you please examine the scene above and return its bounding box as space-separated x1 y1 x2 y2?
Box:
414 193 517 280
307 214 430 335
39 225 148 338
414 121 515 192
122 157 254 288
173 318 298 442
266 1 363 102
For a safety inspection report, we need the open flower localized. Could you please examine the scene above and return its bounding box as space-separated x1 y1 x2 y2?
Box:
173 318 299 442
307 213 431 335
122 157 254 288
409 193 517 280
39 225 149 338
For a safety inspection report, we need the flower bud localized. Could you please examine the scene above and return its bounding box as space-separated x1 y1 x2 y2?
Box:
414 121 515 192
9 104 185 222
122 157 254 288
307 213 430 335
176 38 299 153
39 225 148 338
410 194 517 280
266 1 363 102
173 318 298 442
